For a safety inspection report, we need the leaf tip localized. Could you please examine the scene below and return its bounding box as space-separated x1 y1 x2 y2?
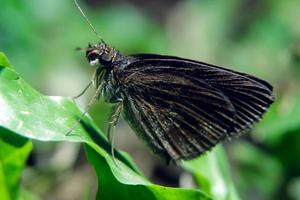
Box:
0 52 13 69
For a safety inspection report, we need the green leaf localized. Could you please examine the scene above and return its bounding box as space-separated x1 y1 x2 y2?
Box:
0 133 32 200
183 146 240 200
0 52 212 200
0 52 12 69
86 145 211 200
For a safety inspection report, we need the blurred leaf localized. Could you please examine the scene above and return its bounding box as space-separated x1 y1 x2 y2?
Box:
90 5 168 54
168 0 238 60
0 135 32 200
255 92 300 145
229 141 283 200
287 177 300 200
0 52 212 199
18 188 41 200
183 146 240 200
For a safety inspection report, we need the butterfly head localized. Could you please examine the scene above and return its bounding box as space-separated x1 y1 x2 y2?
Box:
85 43 116 67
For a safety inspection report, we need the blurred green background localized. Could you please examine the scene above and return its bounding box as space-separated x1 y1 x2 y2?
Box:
1 0 300 199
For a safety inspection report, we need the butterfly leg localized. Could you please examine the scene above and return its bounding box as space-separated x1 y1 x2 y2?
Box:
72 69 97 99
66 79 104 136
72 81 93 99
107 99 123 166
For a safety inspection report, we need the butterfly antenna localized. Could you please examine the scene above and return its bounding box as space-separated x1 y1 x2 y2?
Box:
74 0 105 43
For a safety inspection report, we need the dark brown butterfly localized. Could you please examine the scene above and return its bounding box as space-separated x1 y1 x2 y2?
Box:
73 0 275 163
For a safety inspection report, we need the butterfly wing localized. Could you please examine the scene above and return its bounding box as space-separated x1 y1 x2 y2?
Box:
114 54 274 161
128 54 275 135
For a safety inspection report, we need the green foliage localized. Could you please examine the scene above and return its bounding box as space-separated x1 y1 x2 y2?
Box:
86 146 210 200
229 142 283 200
183 146 240 200
0 136 32 200
0 52 33 200
256 93 300 145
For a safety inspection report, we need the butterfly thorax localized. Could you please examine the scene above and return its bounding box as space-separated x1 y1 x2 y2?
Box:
101 69 123 103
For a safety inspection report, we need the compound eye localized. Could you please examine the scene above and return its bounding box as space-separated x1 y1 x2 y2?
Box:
87 51 100 66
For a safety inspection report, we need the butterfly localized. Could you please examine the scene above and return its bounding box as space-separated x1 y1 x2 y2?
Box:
73 0 275 163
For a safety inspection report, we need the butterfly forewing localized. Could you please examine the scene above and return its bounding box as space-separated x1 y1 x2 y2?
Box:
113 54 274 161
127 54 274 135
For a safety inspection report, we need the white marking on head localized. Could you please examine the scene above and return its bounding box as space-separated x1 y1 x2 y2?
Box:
90 59 99 66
